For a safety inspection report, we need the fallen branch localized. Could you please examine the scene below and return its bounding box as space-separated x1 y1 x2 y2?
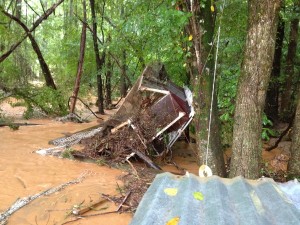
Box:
61 192 131 225
132 149 162 171
0 173 86 223
117 191 131 211
0 122 40 127
266 114 295 151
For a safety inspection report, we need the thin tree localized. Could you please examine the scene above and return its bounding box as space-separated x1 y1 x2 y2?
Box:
0 0 65 64
2 10 57 89
185 0 225 176
229 0 281 179
90 0 105 114
70 0 87 113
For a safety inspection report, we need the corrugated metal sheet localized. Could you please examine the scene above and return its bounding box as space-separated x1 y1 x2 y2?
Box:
130 172 300 225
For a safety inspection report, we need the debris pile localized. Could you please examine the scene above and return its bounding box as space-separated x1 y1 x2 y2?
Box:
47 64 194 169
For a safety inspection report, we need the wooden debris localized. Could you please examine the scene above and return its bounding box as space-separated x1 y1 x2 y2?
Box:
132 149 162 171
111 120 129 134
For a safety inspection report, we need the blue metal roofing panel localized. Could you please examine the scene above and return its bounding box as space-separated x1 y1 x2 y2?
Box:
130 172 300 225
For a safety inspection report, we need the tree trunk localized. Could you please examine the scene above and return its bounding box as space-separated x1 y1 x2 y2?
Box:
288 91 300 177
90 0 105 114
120 50 127 97
265 13 285 123
105 51 112 107
280 3 299 118
229 0 281 179
186 0 225 176
2 10 57 89
70 0 87 113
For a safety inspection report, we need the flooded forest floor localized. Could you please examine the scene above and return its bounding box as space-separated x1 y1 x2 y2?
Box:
0 98 291 224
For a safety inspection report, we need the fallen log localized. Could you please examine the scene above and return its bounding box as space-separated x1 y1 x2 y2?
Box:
0 122 40 127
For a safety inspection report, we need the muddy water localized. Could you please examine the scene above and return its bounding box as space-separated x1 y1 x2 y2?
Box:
0 119 132 224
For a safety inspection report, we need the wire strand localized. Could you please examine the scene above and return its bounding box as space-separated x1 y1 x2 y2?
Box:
204 0 226 166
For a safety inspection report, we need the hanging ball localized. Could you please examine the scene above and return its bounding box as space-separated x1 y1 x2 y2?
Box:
199 165 213 177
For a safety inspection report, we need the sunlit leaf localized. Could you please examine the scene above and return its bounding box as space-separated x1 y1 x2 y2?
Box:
164 188 178 196
193 191 204 201
166 216 180 225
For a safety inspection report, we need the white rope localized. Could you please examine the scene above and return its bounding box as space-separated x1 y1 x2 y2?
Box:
204 1 226 166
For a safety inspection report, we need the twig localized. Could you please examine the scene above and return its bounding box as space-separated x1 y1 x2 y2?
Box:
117 191 131 211
116 182 124 196
126 159 139 178
101 194 115 203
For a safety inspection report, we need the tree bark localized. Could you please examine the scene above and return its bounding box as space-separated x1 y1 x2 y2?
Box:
280 2 299 118
288 91 300 177
265 12 285 123
229 0 281 179
90 0 105 114
105 48 112 107
120 50 127 97
70 0 87 113
2 10 57 89
186 0 225 176
0 0 65 63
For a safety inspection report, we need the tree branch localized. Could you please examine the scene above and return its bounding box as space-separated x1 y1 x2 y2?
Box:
24 0 41 17
0 0 65 63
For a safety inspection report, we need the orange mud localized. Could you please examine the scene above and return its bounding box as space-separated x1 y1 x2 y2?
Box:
0 99 290 224
0 100 199 225
0 98 132 224
0 118 132 224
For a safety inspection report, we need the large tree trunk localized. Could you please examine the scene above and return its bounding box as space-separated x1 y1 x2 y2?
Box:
2 10 57 89
229 0 281 179
90 0 105 114
265 13 285 123
288 75 300 178
288 87 300 176
186 0 225 176
70 0 87 113
280 2 299 118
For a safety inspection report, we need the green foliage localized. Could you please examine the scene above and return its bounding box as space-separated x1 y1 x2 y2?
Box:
261 114 277 141
61 148 75 159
